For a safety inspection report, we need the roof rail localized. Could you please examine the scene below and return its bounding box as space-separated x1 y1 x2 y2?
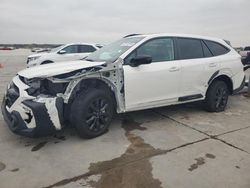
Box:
123 34 142 38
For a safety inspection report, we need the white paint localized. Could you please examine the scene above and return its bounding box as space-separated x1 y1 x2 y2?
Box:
44 98 62 130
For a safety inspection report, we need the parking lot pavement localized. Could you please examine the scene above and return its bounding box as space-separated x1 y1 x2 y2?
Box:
0 49 250 188
154 95 250 136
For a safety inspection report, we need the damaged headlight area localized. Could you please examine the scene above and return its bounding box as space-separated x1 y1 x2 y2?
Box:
20 76 69 97
27 56 40 63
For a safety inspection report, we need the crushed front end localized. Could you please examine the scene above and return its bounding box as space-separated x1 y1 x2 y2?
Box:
1 75 65 137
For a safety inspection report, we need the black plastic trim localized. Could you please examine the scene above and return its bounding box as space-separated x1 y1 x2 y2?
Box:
208 71 220 85
233 76 246 95
1 97 30 136
22 100 57 137
178 94 203 102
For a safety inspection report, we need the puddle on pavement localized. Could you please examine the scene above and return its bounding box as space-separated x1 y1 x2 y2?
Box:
0 162 6 172
188 153 216 171
87 118 164 188
45 118 166 188
188 157 205 171
10 168 19 172
31 141 47 152
84 119 163 188
205 153 216 159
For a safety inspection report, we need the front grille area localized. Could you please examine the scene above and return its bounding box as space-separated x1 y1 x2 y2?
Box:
5 82 20 108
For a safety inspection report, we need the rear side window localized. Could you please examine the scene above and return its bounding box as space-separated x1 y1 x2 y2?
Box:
78 45 96 53
177 38 203 60
62 45 78 54
204 40 229 56
202 41 213 57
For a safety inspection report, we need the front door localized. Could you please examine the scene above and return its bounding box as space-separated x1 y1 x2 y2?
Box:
123 37 181 111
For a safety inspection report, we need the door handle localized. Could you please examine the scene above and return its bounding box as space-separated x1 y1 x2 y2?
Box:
209 63 217 67
169 67 180 72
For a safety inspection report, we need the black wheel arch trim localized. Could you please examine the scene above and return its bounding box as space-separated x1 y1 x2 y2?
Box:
233 76 246 95
208 70 220 85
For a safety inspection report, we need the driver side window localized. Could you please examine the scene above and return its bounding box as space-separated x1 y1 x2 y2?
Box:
125 38 175 64
61 45 78 54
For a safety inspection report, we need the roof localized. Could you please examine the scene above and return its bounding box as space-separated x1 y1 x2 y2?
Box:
126 33 225 43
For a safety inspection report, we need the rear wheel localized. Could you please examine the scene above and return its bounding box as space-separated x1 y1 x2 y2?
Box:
204 81 229 112
70 88 114 138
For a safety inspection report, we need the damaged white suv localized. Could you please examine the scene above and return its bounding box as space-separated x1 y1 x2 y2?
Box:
2 34 245 138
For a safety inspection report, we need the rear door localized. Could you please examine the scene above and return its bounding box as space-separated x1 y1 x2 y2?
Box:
176 38 218 98
123 37 181 111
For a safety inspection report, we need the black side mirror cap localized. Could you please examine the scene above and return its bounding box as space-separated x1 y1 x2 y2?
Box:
130 55 152 67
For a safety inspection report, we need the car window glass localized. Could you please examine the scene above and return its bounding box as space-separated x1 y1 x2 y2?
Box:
204 40 229 56
177 38 203 60
202 41 213 57
62 45 78 54
126 38 175 64
86 37 144 63
79 45 96 53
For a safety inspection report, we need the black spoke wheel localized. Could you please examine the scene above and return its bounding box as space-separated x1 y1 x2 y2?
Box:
70 88 114 138
86 98 111 132
205 80 229 112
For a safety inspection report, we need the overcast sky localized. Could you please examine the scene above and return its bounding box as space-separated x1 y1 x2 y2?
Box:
0 0 249 46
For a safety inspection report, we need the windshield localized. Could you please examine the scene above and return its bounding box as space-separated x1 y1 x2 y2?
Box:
86 37 144 63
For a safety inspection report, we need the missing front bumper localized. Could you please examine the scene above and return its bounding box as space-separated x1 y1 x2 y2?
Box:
1 97 64 137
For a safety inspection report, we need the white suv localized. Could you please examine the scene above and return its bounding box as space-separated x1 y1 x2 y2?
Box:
27 43 102 67
2 33 245 138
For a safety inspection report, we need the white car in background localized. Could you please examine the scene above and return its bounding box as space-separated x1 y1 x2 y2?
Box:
27 43 102 67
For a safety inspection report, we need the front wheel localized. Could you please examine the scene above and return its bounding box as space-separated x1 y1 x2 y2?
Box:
204 81 229 112
70 88 114 138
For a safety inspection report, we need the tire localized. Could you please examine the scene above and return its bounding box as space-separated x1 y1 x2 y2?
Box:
70 88 115 138
204 80 229 112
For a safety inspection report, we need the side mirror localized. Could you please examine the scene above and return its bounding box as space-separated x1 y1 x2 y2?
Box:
58 50 66 54
130 55 152 67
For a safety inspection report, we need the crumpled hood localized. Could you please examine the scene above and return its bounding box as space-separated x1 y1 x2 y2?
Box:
18 60 106 79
